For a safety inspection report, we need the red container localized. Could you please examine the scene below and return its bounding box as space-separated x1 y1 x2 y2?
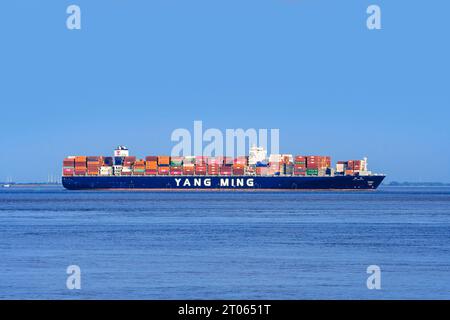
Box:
233 157 247 165
158 167 170 175
145 156 158 162
123 156 136 166
145 169 157 175
208 165 220 175
233 169 245 175
183 168 195 175
220 166 232 175
63 158 75 167
195 165 207 175
63 168 74 176
170 166 183 175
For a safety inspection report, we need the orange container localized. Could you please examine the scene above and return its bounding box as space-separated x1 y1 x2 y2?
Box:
135 160 145 166
146 161 158 169
158 156 170 165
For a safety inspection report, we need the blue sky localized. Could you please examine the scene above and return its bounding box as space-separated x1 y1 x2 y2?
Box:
0 0 449 182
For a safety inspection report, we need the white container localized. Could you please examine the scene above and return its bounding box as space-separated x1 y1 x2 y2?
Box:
336 163 345 173
100 166 113 176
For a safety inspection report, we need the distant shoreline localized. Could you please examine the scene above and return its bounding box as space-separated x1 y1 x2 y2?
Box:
1 183 61 187
384 182 450 187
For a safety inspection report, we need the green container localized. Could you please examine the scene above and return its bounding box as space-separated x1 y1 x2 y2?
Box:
306 169 318 175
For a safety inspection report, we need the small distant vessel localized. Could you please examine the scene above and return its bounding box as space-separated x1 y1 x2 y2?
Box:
62 146 386 190
3 177 13 188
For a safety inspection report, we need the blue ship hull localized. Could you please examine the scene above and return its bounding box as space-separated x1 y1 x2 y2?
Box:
62 175 385 190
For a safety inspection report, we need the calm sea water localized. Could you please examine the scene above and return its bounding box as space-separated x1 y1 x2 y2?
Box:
0 186 449 299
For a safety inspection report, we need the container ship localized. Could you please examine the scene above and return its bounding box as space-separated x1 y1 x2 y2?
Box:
61 146 385 190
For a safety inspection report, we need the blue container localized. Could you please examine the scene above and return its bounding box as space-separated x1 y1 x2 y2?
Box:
114 157 124 165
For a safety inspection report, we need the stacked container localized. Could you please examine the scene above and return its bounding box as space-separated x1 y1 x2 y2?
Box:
294 155 306 176
65 149 344 178
336 161 347 174
113 165 123 176
100 166 113 176
157 156 170 175
232 157 246 176
306 156 331 176
121 156 135 176
207 157 221 175
221 157 233 175
195 164 207 175
256 167 269 176
133 160 145 175
62 157 75 176
348 160 362 171
195 156 207 175
86 156 101 175
220 165 232 176
182 156 195 175
74 156 87 175
170 156 183 167
169 156 183 175
121 166 132 176
145 156 158 175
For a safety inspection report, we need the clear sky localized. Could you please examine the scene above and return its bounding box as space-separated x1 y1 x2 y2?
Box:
0 0 449 182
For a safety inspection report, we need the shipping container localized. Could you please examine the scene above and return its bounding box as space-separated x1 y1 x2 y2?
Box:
114 157 124 166
183 156 195 165
183 165 195 175
146 161 158 170
158 156 170 166
158 166 170 175
63 168 74 176
170 157 184 166
63 158 75 167
195 165 207 175
145 169 157 175
256 167 269 176
100 166 113 176
170 166 183 175
220 166 232 176
306 169 319 176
